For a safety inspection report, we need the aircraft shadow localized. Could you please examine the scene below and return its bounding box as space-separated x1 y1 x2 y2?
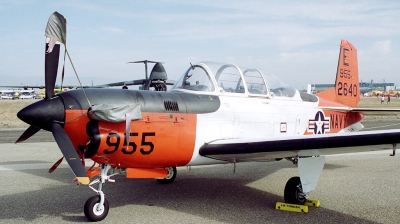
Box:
0 161 377 223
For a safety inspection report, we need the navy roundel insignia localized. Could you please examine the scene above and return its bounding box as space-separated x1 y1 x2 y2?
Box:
308 111 330 134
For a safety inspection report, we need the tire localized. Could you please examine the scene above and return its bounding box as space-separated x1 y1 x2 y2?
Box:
84 195 109 222
284 176 306 205
156 167 177 184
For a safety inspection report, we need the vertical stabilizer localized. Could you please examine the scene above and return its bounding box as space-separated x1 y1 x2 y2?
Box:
316 40 360 107
335 40 359 107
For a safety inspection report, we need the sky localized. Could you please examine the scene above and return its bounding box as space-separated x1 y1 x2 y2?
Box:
0 0 399 90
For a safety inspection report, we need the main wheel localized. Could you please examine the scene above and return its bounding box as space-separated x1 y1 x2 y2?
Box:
84 195 109 222
156 167 177 184
284 176 306 204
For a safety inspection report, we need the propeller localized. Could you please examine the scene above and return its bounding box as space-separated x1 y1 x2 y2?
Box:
15 12 89 185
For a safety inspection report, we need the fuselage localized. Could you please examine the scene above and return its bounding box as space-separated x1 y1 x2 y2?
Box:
17 61 363 169
43 87 361 169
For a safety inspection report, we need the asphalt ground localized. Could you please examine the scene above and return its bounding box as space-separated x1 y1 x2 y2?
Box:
1 122 400 223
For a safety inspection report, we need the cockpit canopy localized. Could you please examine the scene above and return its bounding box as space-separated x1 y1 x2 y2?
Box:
171 62 296 97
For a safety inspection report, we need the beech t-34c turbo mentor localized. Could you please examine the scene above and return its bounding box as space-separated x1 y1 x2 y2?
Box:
16 12 400 221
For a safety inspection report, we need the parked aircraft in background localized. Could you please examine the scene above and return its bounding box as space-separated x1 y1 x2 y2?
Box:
0 61 173 93
91 60 174 91
15 12 400 221
360 80 374 94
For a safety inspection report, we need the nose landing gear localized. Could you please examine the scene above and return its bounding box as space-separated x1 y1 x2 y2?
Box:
84 164 118 222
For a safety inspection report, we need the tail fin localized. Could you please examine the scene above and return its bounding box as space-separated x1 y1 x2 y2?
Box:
316 40 360 107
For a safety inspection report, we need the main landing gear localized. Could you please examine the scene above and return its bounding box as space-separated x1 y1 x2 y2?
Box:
276 156 325 213
156 167 177 184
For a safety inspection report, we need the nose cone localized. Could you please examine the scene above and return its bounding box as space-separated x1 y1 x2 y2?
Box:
17 96 65 131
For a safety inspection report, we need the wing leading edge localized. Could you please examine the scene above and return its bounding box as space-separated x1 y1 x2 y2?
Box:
319 106 400 116
199 129 400 162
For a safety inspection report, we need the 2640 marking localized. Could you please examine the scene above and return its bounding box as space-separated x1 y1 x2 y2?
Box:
337 82 357 97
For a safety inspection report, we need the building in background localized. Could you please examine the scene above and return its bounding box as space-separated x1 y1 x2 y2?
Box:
308 81 395 94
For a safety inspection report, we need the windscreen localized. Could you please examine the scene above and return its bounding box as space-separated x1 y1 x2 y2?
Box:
172 65 215 92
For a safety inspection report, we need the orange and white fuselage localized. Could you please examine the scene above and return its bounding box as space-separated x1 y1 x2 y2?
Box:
61 40 363 170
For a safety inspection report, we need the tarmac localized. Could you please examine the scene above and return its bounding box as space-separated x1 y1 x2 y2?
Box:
1 128 400 223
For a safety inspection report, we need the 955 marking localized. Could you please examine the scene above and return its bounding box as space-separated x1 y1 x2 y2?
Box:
104 132 156 155
339 69 351 79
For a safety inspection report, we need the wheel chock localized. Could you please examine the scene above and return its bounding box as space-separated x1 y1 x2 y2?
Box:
304 199 320 207
275 202 308 213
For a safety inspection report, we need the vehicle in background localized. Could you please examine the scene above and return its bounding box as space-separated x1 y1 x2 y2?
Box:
19 90 36 99
38 90 45 99
1 90 19 100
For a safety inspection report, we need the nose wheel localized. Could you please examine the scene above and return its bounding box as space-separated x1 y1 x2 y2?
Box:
84 195 109 222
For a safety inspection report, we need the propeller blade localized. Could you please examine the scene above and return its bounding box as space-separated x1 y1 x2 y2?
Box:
45 43 60 99
51 123 89 185
49 156 64 173
44 12 67 99
15 126 41 143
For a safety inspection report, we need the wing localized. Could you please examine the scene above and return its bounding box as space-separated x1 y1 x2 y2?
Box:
92 79 176 88
199 129 400 162
320 106 400 116
91 80 147 88
353 108 400 116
